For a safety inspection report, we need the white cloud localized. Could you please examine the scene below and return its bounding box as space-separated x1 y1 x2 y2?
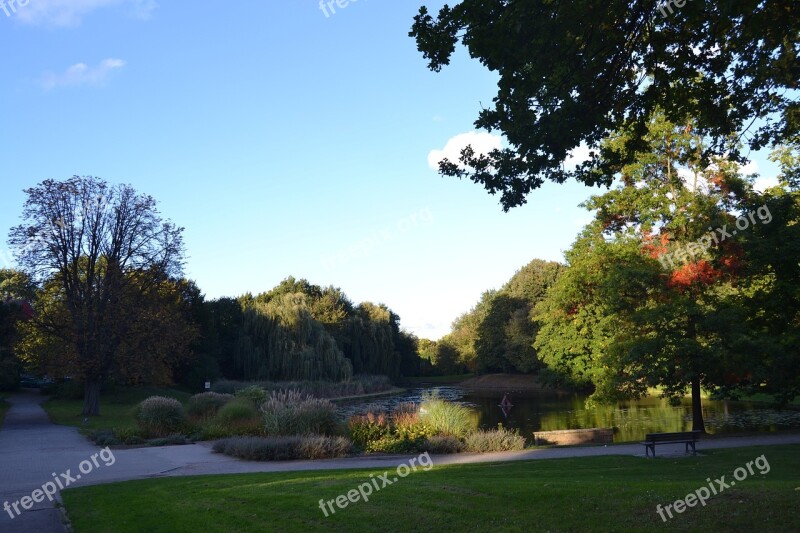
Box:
41 58 126 90
427 131 502 170
564 142 592 171
753 175 780 193
16 0 157 26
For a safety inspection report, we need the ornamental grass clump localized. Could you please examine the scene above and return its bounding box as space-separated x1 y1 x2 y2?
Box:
418 395 477 438
212 435 351 461
186 392 234 421
261 390 340 436
464 426 527 452
135 396 186 438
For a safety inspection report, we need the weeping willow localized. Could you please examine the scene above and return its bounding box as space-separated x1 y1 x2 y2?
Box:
343 302 401 378
234 293 353 381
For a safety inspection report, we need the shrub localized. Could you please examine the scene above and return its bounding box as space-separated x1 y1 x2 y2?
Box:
210 376 393 399
89 429 120 447
214 399 262 435
212 435 351 461
190 423 238 441
347 412 390 447
135 396 186 438
210 380 238 394
419 396 476 438
261 390 340 436
365 435 419 454
355 375 392 394
464 426 527 453
0 361 19 392
235 385 268 407
298 435 352 459
392 411 435 442
113 427 146 445
216 399 258 424
186 392 234 420
422 435 464 454
49 380 85 400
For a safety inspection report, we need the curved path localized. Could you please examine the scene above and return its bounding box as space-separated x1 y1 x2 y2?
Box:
1 390 799 532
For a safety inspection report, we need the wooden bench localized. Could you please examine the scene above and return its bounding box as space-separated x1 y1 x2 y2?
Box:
642 431 701 457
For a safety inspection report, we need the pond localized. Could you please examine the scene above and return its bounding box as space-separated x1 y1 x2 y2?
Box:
337 386 800 443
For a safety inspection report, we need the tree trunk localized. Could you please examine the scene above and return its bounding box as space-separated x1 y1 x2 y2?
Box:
691 376 705 433
82 380 102 416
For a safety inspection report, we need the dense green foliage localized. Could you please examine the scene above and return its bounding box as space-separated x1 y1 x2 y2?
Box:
411 1 799 210
192 277 421 384
9 177 195 415
0 269 36 391
533 116 800 430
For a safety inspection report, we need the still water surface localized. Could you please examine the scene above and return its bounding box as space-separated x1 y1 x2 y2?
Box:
337 386 800 442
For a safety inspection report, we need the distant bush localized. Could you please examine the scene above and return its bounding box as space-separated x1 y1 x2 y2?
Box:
0 361 19 392
186 392 234 420
50 380 85 400
135 396 186 438
419 396 476 438
235 385 268 407
422 435 464 454
464 426 527 453
212 435 351 461
261 390 340 436
358 374 393 392
210 380 238 394
211 376 393 399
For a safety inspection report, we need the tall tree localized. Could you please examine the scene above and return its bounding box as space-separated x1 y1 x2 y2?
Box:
411 1 799 209
8 176 188 415
234 293 353 381
533 115 786 432
0 269 36 390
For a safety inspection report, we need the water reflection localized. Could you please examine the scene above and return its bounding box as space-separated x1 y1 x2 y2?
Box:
337 387 800 443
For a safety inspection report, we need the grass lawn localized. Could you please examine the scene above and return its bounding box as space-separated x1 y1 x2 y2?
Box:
43 386 191 432
62 445 800 532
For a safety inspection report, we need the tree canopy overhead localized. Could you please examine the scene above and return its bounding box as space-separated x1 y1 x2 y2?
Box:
411 1 800 209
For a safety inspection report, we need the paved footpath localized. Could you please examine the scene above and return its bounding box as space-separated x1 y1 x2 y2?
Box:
1 390 799 533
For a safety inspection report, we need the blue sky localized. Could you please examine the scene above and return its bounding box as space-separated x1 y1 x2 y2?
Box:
0 0 782 340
